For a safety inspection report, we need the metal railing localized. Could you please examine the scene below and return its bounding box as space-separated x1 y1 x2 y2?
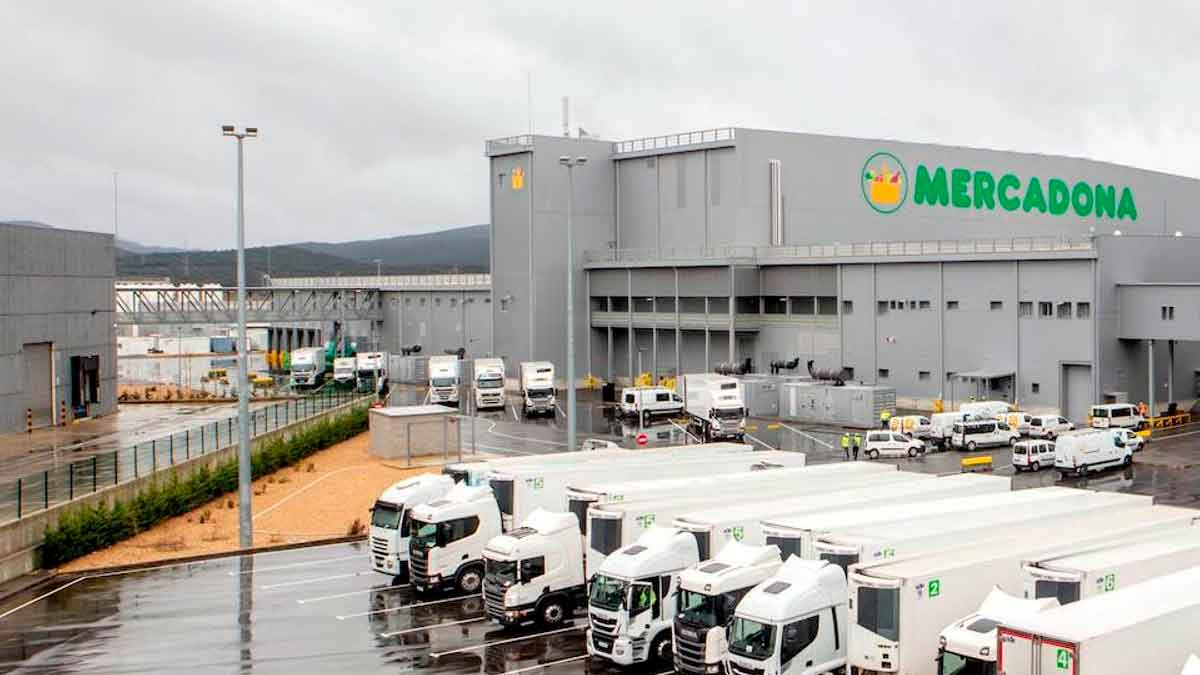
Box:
485 135 535 155
585 236 1096 264
115 286 384 325
0 388 371 525
269 274 491 290
612 127 736 155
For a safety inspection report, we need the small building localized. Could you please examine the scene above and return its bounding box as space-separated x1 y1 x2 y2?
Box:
369 405 461 461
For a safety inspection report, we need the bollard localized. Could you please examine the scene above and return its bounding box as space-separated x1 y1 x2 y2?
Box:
26 408 32 433
69 464 74 500
152 439 158 471
114 452 119 485
169 435 174 465
16 478 22 519
43 470 49 510
60 401 67 426
92 456 98 492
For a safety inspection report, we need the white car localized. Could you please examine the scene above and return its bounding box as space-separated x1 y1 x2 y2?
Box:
1012 440 1055 472
863 431 926 460
1027 414 1075 439
1110 427 1145 452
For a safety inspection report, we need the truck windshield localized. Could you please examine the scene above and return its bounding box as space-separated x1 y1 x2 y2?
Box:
477 376 503 389
588 574 627 611
409 518 439 549
432 377 456 388
938 651 995 675
728 616 776 660
713 408 743 420
371 501 402 530
485 558 517 586
589 518 622 556
678 590 723 627
527 388 553 399
857 586 900 642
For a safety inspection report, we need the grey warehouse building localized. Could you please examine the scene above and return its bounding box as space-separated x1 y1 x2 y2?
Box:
1 223 117 432
487 127 1200 421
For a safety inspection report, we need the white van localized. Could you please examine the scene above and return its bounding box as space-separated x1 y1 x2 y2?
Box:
1054 430 1133 477
1012 440 1055 472
959 400 1011 418
619 387 684 418
929 412 983 448
1111 427 1145 452
888 415 932 439
1089 403 1143 429
863 431 926 459
950 419 1019 450
1028 414 1074 439
997 411 1034 435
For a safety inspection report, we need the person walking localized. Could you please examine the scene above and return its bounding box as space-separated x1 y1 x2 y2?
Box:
880 408 892 430
841 433 851 460
853 432 862 461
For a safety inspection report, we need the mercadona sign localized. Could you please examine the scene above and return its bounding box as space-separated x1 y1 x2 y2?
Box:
861 151 1138 221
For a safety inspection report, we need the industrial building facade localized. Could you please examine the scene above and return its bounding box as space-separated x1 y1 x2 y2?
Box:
488 127 1200 420
0 223 117 432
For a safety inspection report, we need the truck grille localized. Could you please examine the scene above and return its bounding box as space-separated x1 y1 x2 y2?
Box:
728 661 765 675
371 536 390 567
409 547 429 584
674 621 709 674
483 580 507 620
589 612 618 637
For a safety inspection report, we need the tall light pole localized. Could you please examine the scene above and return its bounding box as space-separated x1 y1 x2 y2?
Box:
558 155 587 452
222 124 258 549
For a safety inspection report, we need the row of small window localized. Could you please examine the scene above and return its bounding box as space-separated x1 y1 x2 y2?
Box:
872 368 1044 393
595 296 840 315
877 299 1091 319
1162 305 1177 321
402 296 488 307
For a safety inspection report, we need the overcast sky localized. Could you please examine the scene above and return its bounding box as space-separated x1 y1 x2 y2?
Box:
2 2 1196 248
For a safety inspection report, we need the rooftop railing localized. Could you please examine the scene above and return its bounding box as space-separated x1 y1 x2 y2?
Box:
485 135 535 155
269 274 491 289
612 127 736 155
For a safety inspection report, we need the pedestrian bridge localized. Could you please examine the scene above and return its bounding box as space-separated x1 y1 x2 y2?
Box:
114 285 384 325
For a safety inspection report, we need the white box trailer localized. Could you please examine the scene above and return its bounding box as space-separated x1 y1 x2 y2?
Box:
1185 654 1200 675
586 464 915 576
847 505 1199 675
996 564 1200 675
762 486 1096 561
673 473 1009 560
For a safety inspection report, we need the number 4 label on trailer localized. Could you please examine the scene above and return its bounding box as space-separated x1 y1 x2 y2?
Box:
1056 648 1072 670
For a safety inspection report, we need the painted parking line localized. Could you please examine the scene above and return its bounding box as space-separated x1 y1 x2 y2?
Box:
779 422 835 449
297 584 408 605
744 433 773 450
429 624 585 657
336 594 478 620
0 577 86 620
502 654 590 674
667 419 703 443
554 404 567 418
510 403 519 422
379 616 484 637
228 553 361 575
260 571 366 590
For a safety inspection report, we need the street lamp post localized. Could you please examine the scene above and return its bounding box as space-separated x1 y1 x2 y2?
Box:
558 155 588 452
222 124 258 549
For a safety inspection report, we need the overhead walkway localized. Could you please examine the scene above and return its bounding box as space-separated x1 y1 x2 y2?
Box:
115 285 384 325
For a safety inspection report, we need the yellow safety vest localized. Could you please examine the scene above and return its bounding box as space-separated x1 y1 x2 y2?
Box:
841 435 850 448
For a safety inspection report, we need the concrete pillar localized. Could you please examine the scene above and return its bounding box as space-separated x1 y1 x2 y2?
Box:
728 265 735 366
1148 339 1156 419
1168 340 1175 403
674 267 681 378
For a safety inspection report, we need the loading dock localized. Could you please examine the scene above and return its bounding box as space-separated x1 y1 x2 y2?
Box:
21 343 53 428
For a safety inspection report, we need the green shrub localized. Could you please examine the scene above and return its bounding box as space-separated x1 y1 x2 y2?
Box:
41 404 370 567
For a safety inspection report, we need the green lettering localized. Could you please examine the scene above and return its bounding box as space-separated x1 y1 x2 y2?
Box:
973 171 996 210
914 165 949 206
1048 178 1070 215
1117 188 1138 221
951 168 971 208
1023 178 1047 213
1094 185 1116 218
1070 182 1093 217
997 174 1021 210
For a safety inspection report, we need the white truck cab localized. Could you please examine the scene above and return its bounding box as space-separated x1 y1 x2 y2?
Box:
937 588 1059 675
473 357 506 410
678 374 746 442
369 474 455 580
520 361 557 417
482 509 585 626
725 557 848 675
588 527 699 666
621 386 685 419
674 542 784 675
333 357 357 385
427 355 461 406
407 484 501 594
289 347 325 387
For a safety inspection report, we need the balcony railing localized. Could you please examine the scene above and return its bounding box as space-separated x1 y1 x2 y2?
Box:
485 135 534 155
612 127 736 155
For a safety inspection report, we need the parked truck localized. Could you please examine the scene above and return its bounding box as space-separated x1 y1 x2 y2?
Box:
519 361 556 417
846 505 1198 675
678 374 747 442
290 347 326 387
936 588 1060 675
428 355 461 406
407 483 501 594
996 564 1200 675
333 356 357 386
368 474 456 580
482 509 586 627
473 357 506 410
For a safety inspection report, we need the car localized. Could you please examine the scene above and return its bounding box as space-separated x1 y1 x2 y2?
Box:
1110 427 1145 452
1012 440 1055 471
863 431 926 460
1027 414 1075 440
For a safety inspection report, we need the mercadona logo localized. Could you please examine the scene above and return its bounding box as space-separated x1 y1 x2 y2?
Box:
861 151 908 214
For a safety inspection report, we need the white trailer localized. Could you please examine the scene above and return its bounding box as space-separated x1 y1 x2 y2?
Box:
1185 655 1200 675
678 374 747 442
473 357 506 410
368 473 456 579
996 564 1200 675
289 347 325 387
846 505 1199 675
936 589 1059 675
356 351 386 377
520 361 556 417
428 355 460 406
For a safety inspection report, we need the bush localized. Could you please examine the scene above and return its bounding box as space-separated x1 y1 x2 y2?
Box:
41 404 369 567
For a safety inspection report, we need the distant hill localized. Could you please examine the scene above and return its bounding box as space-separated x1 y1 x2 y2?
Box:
295 224 489 271
117 238 189 255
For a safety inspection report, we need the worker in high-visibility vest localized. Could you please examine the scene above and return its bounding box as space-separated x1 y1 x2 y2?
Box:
841 433 851 460
1139 401 1148 417
853 433 862 461
880 409 892 430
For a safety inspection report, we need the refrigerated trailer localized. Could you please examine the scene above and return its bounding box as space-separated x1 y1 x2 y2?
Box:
847 505 1200 675
996 564 1200 675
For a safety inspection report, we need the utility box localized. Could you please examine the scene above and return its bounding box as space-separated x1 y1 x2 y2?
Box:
369 405 460 462
741 377 781 417
388 355 429 384
781 382 896 428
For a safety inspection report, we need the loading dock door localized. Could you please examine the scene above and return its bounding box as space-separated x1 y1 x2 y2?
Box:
22 343 53 428
1062 364 1092 424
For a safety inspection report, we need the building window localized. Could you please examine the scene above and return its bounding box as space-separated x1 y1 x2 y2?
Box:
419 297 426 306
908 300 918 310
1162 305 1177 320
633 298 654 313
817 296 838 315
1038 301 1053 318
404 297 412 306
449 297 458 307
844 367 855 380
877 301 889 315
610 297 629 312
842 300 854 315
918 371 931 381
736 297 759 314
484 297 491 304
1032 382 1041 394
990 301 1003 311
878 368 889 379
764 297 787 314
1076 302 1090 319
434 298 442 307
1019 301 1033 318
947 300 959 310
656 297 676 313
918 300 931 310
708 297 729 313
1057 302 1072 319
789 296 815 315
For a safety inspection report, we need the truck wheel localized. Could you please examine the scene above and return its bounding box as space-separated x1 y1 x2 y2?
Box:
907 447 918 458
538 597 567 626
650 631 672 663
456 565 483 594
703 426 712 443
1008 437 1017 447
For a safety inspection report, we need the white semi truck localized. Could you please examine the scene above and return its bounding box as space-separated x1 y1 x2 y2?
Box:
481 509 586 627
996 564 1200 675
368 474 456 580
406 483 500 594
290 347 326 387
473 357 506 410
679 374 747 442
935 589 1060 675
356 351 386 379
333 356 357 385
520 361 556 417
846 505 1198 675
428 355 461 406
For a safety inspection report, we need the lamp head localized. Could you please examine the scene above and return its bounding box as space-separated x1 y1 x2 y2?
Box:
245 127 259 138
221 125 236 135
558 155 571 165
576 156 589 165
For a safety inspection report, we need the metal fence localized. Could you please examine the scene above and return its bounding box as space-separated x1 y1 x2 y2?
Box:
0 387 369 525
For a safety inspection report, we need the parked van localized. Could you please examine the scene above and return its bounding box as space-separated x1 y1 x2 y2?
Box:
959 400 1011 418
1089 403 1143 429
1028 414 1075 439
888 415 932 439
950 419 1019 450
1111 427 1145 452
863 431 926 459
619 386 684 419
1054 430 1133 477
929 412 984 449
998 411 1034 435
1012 440 1056 472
